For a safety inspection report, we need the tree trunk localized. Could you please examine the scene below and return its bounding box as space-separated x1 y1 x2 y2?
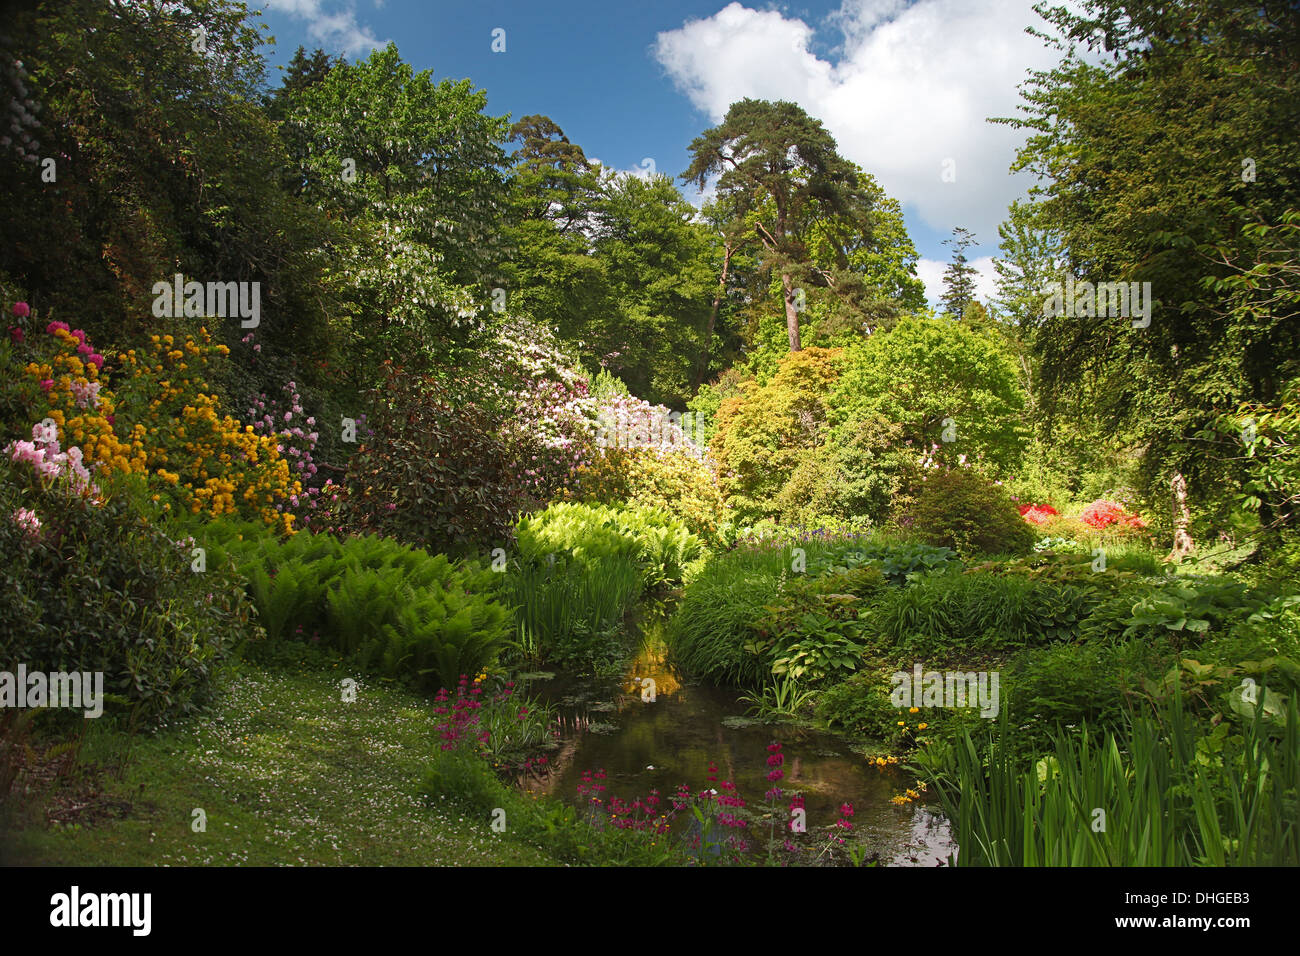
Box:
781 271 801 352
694 243 734 389
1168 470 1195 562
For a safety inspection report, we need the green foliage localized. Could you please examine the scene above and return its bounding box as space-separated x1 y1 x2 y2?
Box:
505 502 704 672
0 464 257 725
418 748 683 866
336 366 525 555
668 547 794 686
194 519 511 691
925 690 1300 866
289 42 510 367
768 614 865 684
515 501 704 591
420 748 504 815
1000 2 1300 546
575 447 726 546
0 0 334 350
711 347 845 523
681 98 887 351
831 316 1028 479
738 676 818 719
903 468 1037 558
745 565 883 684
1079 575 1267 651
864 570 1101 654
999 639 1170 756
808 539 957 584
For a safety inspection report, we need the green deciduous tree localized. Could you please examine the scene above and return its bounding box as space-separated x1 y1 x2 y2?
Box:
998 0 1300 557
830 316 1028 478
289 42 511 370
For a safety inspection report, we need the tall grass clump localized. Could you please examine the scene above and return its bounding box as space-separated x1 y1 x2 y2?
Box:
502 502 700 668
667 545 798 686
864 569 1100 654
925 690 1300 866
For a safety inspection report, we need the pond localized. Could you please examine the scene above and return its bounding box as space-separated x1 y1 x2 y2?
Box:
515 609 956 865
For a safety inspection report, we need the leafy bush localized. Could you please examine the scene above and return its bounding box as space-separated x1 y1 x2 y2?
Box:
336 364 527 554
999 638 1172 755
1080 575 1265 650
862 569 1102 654
829 316 1027 477
0 461 258 724
814 667 986 749
505 501 703 670
710 347 845 524
515 501 705 591
575 446 725 545
903 467 1037 557
746 566 884 684
192 519 512 691
809 539 957 584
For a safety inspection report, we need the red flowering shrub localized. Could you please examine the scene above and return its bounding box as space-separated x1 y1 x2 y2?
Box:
1080 499 1146 531
1018 503 1060 526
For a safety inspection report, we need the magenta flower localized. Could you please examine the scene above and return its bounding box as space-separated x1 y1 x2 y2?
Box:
12 302 30 318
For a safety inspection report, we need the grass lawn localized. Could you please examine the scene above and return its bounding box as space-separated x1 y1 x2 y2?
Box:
1 663 561 867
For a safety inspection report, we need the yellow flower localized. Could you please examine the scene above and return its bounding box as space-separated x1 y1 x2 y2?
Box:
897 721 905 726
918 722 928 730
908 706 919 714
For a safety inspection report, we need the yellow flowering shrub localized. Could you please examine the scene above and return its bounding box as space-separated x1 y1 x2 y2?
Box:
112 328 300 531
4 316 298 530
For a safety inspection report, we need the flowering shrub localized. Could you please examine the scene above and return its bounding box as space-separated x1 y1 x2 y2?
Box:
6 421 97 497
111 328 301 530
1018 503 1060 526
0 457 260 724
480 315 603 501
245 379 342 527
11 321 139 482
2 308 302 530
1080 498 1147 532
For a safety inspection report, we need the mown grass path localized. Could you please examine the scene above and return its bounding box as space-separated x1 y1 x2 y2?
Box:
2 665 559 866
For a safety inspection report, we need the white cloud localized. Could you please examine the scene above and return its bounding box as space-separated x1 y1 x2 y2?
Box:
916 255 997 309
654 0 1069 245
259 0 385 57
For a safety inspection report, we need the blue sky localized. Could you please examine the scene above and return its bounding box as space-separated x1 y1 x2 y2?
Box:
254 1 1072 306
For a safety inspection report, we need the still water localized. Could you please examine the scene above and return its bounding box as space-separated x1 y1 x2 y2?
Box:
518 614 955 866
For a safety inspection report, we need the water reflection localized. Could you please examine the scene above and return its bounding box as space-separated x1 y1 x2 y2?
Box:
522 614 955 866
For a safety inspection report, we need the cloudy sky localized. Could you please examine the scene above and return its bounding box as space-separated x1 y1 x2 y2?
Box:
254 0 1072 307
